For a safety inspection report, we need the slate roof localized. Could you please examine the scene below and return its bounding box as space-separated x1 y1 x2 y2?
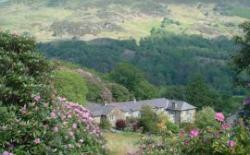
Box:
110 98 169 112
86 103 115 117
86 98 196 116
167 100 197 111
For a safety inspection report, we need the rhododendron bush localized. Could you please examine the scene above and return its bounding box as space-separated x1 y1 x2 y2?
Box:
142 111 250 155
0 97 106 154
0 31 106 154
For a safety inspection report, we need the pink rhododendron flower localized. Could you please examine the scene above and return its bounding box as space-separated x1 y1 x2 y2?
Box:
189 129 199 138
67 114 72 118
79 139 84 143
179 130 185 138
50 111 57 119
227 140 236 148
184 140 189 145
244 97 250 105
215 112 225 122
34 138 41 144
68 144 74 149
58 96 66 102
222 123 230 130
53 126 59 132
69 131 74 137
2 151 14 155
34 95 41 102
72 123 77 129
57 97 102 137
20 104 27 115
12 32 18 37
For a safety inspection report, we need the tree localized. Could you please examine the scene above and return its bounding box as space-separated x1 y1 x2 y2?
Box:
108 83 133 102
161 85 186 100
139 106 158 133
234 21 250 86
109 63 158 100
233 21 250 128
109 63 144 91
134 80 158 100
186 75 221 109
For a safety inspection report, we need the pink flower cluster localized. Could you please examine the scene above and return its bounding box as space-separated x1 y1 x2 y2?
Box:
215 112 225 122
33 95 41 102
227 140 236 148
34 138 40 144
57 97 101 137
189 129 199 138
2 151 14 155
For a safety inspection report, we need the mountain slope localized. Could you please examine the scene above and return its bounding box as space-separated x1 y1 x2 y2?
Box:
0 0 249 41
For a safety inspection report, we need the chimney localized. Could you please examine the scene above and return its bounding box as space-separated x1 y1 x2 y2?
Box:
172 101 176 109
104 101 108 106
133 98 136 104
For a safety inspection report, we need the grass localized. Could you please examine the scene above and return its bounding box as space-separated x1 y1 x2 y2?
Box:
103 131 143 155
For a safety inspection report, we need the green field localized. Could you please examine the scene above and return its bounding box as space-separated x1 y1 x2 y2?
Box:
104 132 142 155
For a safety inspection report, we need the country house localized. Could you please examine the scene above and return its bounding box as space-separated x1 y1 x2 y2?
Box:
86 98 196 126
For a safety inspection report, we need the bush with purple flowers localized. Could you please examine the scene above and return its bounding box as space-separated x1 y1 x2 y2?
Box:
0 31 107 155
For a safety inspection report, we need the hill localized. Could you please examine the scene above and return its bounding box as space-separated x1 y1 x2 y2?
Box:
0 0 249 41
52 61 133 104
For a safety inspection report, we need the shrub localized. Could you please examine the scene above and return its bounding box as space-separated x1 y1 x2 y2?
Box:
180 122 196 132
157 112 179 134
115 119 126 130
195 106 220 129
139 106 158 133
166 121 179 134
126 117 140 132
0 31 52 106
53 69 88 104
100 117 111 130
142 111 250 155
0 32 107 155
239 97 250 130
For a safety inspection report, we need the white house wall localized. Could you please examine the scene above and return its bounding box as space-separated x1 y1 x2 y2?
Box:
180 109 196 123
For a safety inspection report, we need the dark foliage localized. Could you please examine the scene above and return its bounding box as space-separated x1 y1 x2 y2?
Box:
115 119 126 130
38 29 237 95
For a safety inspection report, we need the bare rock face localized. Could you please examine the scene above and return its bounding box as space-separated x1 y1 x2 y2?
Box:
50 20 123 37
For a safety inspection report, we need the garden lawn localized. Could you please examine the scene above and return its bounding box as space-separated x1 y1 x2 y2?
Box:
103 131 142 155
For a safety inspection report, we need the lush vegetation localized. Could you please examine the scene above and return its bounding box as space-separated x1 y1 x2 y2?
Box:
38 31 243 113
109 63 158 100
53 69 88 104
0 31 107 154
138 21 250 155
39 31 236 94
141 112 250 155
139 106 179 134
